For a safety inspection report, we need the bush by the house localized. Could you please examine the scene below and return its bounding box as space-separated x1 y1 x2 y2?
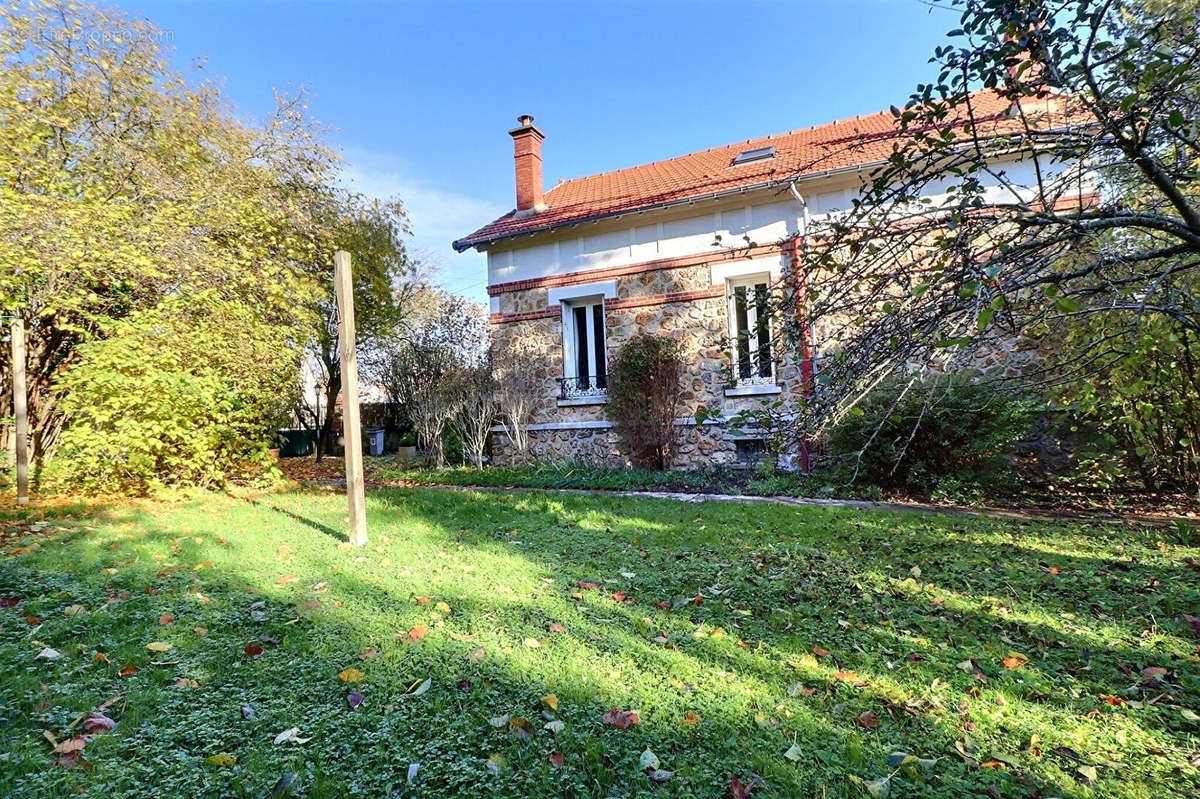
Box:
52 301 299 495
608 334 685 469
1054 314 1200 497
826 376 1034 496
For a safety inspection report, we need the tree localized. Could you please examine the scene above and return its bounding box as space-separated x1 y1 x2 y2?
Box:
493 339 540 465
608 334 685 469
53 298 299 495
304 194 418 461
771 0 1200 450
368 287 487 467
0 0 334 474
449 360 498 469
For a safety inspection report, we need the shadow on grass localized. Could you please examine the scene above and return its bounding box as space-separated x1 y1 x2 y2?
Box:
1 486 1197 798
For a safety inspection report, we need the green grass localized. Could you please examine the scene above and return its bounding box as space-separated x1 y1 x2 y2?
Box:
1 487 1197 798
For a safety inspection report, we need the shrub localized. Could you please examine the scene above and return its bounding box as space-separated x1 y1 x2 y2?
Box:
608 334 685 469
1054 316 1200 496
53 301 298 495
826 376 1034 493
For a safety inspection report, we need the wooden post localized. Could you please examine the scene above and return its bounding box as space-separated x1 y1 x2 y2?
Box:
10 316 29 505
333 251 367 546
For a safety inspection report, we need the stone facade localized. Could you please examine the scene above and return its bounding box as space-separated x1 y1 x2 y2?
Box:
489 248 809 468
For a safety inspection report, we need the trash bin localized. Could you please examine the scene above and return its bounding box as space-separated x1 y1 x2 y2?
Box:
365 428 385 456
277 429 315 458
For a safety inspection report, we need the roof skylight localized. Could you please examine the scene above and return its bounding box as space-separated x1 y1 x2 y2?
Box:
732 145 775 166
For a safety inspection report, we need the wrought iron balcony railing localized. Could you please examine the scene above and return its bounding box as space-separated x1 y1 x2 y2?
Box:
557 375 608 401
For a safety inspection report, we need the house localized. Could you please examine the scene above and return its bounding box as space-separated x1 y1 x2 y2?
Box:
453 93 1080 468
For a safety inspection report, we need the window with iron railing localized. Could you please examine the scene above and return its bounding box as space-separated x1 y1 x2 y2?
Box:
559 297 607 400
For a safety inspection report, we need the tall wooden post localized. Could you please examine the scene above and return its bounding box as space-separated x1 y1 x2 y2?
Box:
10 316 29 505
333 251 367 546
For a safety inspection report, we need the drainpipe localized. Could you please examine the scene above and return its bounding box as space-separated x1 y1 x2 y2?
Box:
788 181 817 474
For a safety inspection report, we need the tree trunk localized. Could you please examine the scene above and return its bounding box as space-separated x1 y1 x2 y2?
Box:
316 366 341 463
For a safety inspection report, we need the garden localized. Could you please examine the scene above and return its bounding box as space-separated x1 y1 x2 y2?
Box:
2 486 1198 797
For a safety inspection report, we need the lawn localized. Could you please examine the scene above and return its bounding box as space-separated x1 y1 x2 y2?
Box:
1 487 1197 798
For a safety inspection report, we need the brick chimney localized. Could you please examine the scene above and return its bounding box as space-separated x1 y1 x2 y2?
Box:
509 115 546 215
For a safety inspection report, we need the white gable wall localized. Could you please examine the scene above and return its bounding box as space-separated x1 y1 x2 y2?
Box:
485 153 1079 310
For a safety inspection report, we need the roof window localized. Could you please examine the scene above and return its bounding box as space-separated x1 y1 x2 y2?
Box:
732 145 775 166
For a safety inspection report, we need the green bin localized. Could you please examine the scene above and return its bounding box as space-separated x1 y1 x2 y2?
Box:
277 428 315 458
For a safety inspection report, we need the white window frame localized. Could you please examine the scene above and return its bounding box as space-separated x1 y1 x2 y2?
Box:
560 295 608 400
727 274 775 386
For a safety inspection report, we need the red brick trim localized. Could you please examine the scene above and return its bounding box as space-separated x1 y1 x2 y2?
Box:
607 286 725 310
488 308 560 325
487 241 785 297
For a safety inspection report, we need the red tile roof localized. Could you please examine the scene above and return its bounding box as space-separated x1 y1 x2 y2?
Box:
453 90 1078 252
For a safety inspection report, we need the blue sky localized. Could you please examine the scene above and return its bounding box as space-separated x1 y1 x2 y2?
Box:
129 0 957 301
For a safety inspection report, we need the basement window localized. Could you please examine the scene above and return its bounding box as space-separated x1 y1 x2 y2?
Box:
732 145 775 166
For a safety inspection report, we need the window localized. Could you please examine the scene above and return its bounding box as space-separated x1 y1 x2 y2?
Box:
732 145 775 166
727 276 773 384
560 297 607 399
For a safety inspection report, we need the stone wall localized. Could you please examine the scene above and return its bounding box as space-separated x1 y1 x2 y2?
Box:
489 256 806 468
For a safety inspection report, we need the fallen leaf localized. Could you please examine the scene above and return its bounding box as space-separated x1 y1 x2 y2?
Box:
784 741 804 762
730 774 756 798
404 677 431 696
649 769 674 783
434 601 451 614
548 751 564 767
357 648 378 661
415 596 429 605
35 647 61 661
548 623 566 634
640 748 661 772
82 713 116 733
864 775 891 798
508 716 534 739
193 627 209 636
601 707 640 728
347 690 365 709
577 581 598 590
158 614 175 625
265 773 297 797
93 652 109 664
855 710 880 729
467 647 486 662
486 753 506 773
1076 764 1098 784
118 665 139 677
338 668 364 683
544 720 565 734
146 641 172 653
63 604 86 617
812 646 830 657
273 727 311 745
540 694 559 712
1002 653 1028 670
833 671 859 682
205 754 237 768
52 737 86 754
488 714 510 728
275 574 299 585
405 626 428 644
245 644 264 658
175 677 199 688
682 712 702 725
523 637 540 648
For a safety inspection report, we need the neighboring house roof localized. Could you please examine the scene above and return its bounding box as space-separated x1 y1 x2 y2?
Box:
453 90 1078 252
